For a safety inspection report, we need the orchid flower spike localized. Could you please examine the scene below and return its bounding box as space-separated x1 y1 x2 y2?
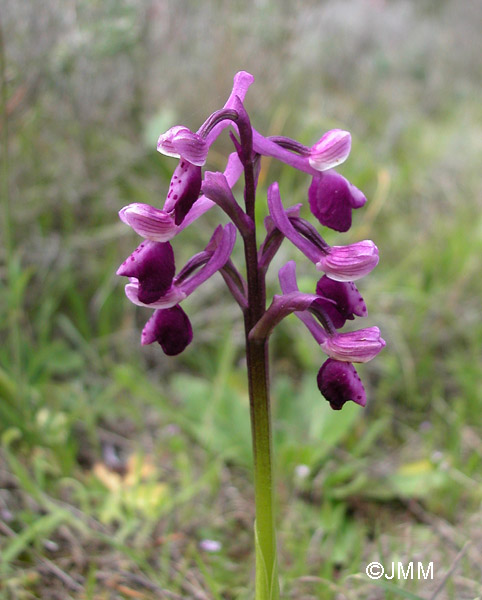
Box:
267 182 379 281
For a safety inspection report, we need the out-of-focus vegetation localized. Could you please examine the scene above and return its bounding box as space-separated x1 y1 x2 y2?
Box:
1 1 481 598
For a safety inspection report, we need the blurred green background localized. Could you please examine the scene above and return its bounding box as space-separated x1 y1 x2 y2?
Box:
0 1 481 599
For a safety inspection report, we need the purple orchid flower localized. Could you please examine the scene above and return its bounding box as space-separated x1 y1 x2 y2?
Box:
275 261 383 410
141 305 193 356
277 261 385 363
117 223 236 354
267 182 379 281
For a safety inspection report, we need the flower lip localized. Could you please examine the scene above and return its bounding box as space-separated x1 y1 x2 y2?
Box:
308 171 367 233
117 241 176 304
317 358 366 410
314 276 367 329
141 305 193 355
163 160 202 226
308 129 351 172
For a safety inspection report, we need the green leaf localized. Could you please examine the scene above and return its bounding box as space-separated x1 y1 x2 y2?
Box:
254 521 280 600
2 511 69 564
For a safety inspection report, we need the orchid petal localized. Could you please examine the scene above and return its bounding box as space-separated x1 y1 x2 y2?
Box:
314 276 367 329
163 160 202 225
308 130 351 171
317 241 379 281
119 203 178 241
309 171 367 232
320 326 385 363
156 125 187 158
171 130 208 167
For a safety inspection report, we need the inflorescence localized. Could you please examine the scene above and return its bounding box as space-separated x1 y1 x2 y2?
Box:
117 71 385 411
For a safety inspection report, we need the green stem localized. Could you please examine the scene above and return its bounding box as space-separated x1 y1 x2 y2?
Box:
245 336 279 600
241 144 279 598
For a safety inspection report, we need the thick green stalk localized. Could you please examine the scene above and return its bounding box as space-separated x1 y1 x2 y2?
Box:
242 151 279 599
245 336 279 600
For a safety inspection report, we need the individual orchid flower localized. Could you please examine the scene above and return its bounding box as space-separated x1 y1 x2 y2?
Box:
267 182 378 281
256 260 385 364
117 223 236 354
275 261 384 408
